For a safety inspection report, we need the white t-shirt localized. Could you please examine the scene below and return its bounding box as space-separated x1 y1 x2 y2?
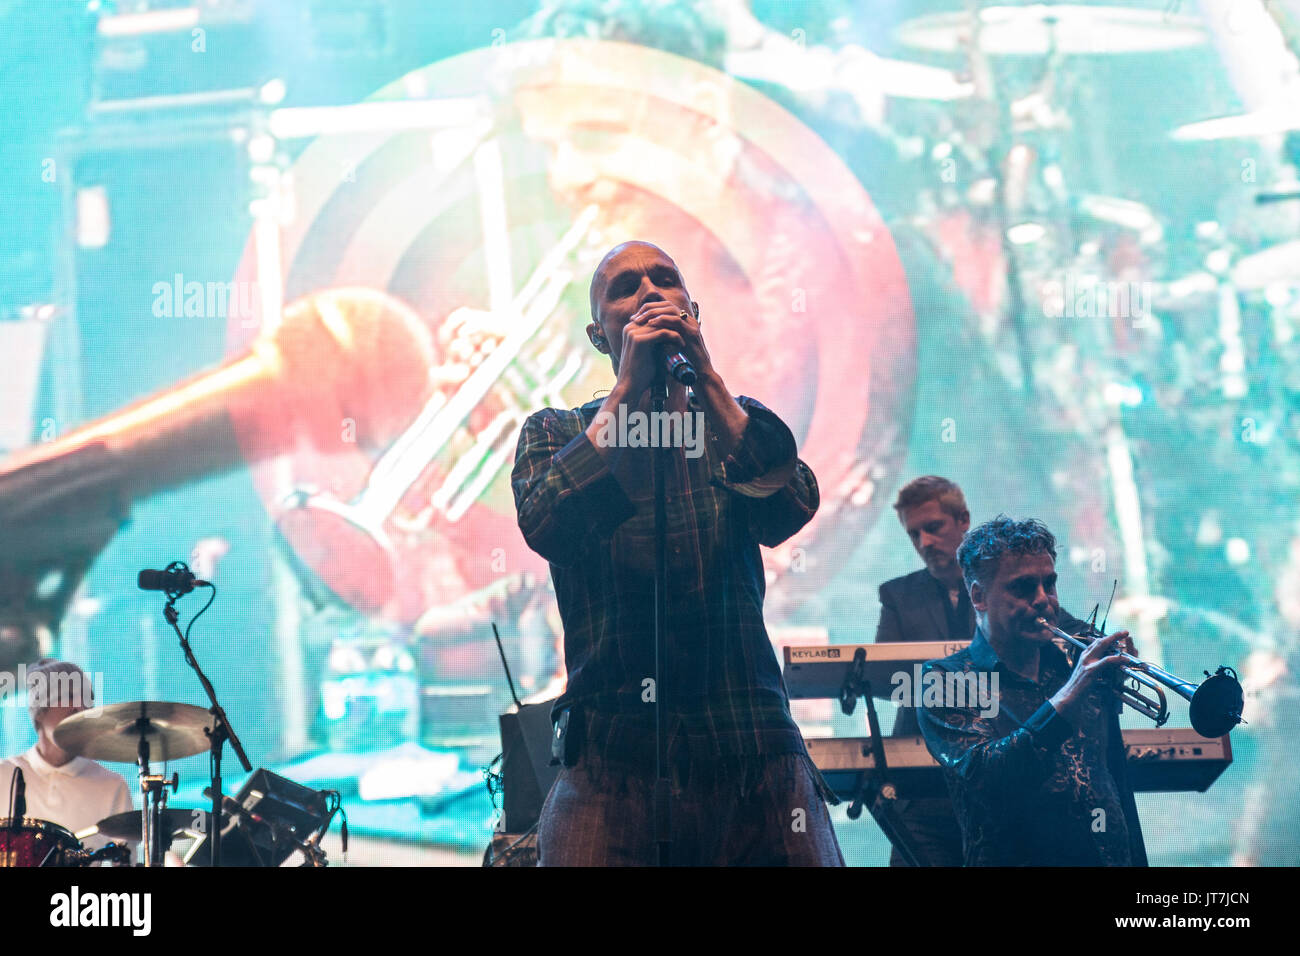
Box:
1 746 134 850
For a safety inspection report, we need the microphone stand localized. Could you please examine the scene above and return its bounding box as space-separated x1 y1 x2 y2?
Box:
651 366 672 867
163 592 253 867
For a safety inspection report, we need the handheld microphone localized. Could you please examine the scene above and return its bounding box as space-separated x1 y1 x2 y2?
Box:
10 769 25 825
137 565 209 595
666 352 697 386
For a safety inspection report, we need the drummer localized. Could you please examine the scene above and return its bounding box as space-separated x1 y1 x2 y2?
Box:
0 659 132 850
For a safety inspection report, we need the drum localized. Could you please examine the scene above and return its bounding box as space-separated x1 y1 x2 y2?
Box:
0 818 83 867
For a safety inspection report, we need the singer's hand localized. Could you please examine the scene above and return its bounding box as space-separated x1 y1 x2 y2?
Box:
636 302 713 381
634 302 750 455
614 302 691 398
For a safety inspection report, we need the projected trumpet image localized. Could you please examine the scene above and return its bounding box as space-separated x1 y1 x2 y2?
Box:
1 0 1297 874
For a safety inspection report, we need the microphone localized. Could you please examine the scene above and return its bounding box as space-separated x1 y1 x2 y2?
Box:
665 352 697 386
137 565 209 595
10 768 25 825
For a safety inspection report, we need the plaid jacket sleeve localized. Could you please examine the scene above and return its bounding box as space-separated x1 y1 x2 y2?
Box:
722 396 819 547
511 407 636 567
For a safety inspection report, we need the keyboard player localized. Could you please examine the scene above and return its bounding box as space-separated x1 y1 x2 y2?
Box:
872 477 970 865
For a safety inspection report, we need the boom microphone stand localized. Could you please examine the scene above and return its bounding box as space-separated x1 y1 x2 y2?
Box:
156 569 253 867
651 366 672 867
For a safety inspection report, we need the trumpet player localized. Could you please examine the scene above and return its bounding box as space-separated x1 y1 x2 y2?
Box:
917 516 1149 866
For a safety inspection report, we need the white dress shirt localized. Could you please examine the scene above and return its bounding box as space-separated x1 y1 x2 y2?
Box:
1 746 134 850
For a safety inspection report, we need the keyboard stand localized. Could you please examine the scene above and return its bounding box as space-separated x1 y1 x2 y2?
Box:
838 647 931 867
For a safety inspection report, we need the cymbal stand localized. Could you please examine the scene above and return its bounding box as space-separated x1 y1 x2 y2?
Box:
163 593 252 867
135 722 178 867
966 2 1075 393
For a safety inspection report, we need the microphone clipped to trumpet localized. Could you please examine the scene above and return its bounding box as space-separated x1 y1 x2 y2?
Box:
1035 617 1245 739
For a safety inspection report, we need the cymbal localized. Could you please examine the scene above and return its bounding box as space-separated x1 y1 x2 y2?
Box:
1076 194 1164 243
84 808 213 842
897 6 1207 57
54 701 213 763
1171 106 1300 142
1233 241 1300 290
726 44 974 101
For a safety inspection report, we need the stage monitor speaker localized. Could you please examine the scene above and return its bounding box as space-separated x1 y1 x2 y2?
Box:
190 768 330 867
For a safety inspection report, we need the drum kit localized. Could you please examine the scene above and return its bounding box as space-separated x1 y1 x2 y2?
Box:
3 698 338 867
729 4 1300 388
2 563 335 867
2 700 221 868
0 819 131 868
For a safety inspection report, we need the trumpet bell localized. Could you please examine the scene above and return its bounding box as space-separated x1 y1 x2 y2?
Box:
1189 667 1245 739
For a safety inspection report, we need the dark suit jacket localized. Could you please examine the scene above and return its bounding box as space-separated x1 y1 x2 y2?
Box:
876 569 971 736
876 569 971 645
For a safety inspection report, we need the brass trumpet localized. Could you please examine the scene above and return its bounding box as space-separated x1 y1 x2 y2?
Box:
1035 617 1244 739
